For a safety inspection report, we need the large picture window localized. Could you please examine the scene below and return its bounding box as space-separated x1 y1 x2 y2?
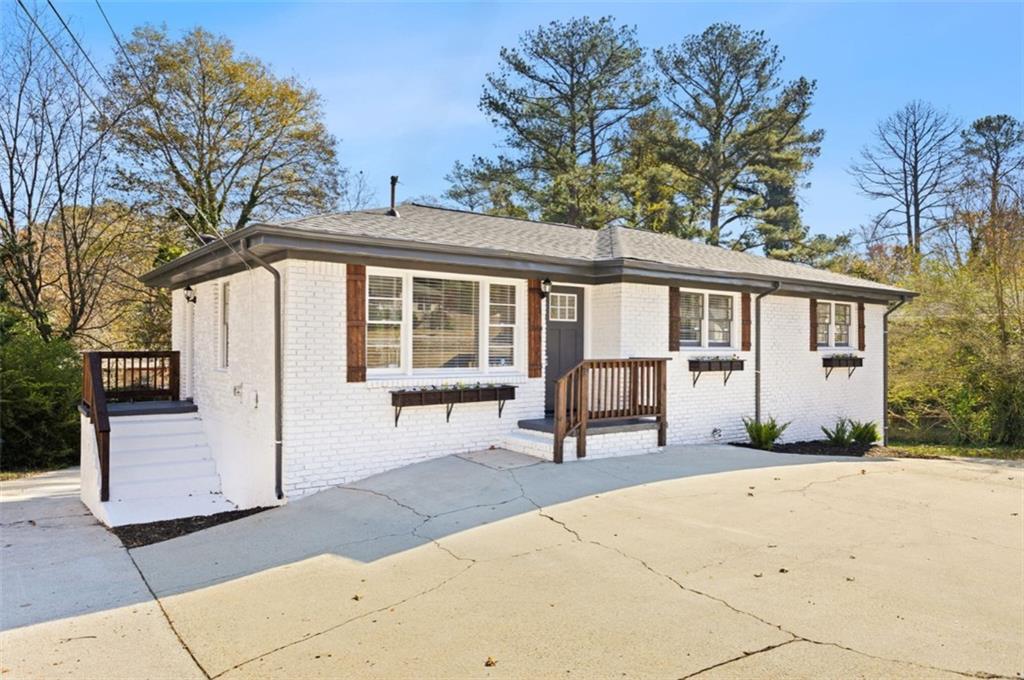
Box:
413 278 479 369
366 269 521 375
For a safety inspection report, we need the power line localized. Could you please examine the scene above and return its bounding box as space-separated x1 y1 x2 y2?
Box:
44 0 110 90
13 0 101 112
91 0 253 272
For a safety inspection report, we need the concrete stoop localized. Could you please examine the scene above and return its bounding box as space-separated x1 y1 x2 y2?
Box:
88 412 236 527
499 427 662 463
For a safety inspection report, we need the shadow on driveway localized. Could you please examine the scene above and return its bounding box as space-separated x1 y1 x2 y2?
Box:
130 445 875 598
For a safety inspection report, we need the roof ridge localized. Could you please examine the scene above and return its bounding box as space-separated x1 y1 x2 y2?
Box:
408 203 586 231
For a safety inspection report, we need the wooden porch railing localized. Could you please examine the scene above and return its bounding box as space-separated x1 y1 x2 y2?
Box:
80 351 180 502
552 358 669 464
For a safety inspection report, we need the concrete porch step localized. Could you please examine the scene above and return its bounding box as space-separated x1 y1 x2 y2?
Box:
101 493 237 527
110 444 214 467
110 414 204 437
110 458 218 483
111 430 207 453
110 473 223 500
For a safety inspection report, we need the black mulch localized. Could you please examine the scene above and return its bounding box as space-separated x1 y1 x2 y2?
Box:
730 440 883 457
112 507 270 549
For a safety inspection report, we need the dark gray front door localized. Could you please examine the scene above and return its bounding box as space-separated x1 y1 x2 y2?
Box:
545 286 585 412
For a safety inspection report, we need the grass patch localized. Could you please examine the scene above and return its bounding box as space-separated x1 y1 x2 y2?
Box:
886 440 1024 461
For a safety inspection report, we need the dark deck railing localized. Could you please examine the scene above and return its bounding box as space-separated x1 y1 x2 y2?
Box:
80 351 180 501
552 358 669 463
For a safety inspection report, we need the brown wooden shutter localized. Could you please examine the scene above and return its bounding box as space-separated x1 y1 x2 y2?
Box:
528 280 542 378
668 287 680 351
346 264 366 382
809 298 818 351
857 302 866 351
741 292 752 352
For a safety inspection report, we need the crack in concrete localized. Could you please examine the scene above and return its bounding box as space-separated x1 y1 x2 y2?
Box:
533 502 1016 680
678 638 800 678
123 546 212 680
209 562 476 679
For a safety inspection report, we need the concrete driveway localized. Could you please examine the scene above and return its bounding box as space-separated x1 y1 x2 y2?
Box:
2 446 1022 679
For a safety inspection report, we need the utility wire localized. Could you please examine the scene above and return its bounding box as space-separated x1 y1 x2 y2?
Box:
14 0 102 112
91 0 253 272
44 0 110 90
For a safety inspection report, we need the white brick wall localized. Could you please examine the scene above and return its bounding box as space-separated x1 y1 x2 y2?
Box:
171 270 278 508
179 259 887 502
280 260 546 497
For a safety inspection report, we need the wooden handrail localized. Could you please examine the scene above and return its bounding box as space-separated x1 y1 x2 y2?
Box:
82 353 111 501
80 350 179 502
552 358 669 463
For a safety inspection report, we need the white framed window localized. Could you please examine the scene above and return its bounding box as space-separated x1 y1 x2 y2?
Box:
365 267 523 376
834 303 851 347
817 301 855 348
488 284 516 367
548 293 577 322
219 282 230 368
680 292 703 346
816 301 831 347
367 275 403 369
708 295 733 347
678 289 737 349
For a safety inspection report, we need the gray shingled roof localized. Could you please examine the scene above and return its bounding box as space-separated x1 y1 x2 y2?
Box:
277 204 906 295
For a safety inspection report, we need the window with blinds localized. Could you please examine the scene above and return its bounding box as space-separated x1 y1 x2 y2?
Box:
680 292 703 346
412 277 480 369
816 301 832 346
367 275 403 369
488 284 516 367
834 303 851 346
708 294 733 347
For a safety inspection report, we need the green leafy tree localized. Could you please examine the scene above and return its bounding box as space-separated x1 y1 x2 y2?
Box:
446 17 655 228
105 26 341 244
654 23 828 252
0 307 81 470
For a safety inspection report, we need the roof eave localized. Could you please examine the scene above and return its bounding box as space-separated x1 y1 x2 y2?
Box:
140 224 916 302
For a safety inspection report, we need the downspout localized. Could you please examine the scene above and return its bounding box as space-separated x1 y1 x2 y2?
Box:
754 282 782 423
240 240 284 500
882 295 909 446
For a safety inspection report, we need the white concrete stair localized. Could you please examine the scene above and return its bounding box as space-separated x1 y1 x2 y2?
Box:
96 411 236 527
500 429 557 461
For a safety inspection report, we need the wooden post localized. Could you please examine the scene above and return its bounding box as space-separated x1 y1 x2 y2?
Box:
169 351 181 401
577 367 588 460
553 378 567 464
659 358 667 448
98 430 110 502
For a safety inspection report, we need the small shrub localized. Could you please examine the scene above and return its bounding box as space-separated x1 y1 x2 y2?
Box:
0 321 81 471
849 420 879 445
743 416 790 451
821 418 854 446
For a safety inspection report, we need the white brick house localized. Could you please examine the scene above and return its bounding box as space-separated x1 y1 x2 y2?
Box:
79 201 912 526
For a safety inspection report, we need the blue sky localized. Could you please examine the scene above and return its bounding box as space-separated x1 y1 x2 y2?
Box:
44 1 1024 239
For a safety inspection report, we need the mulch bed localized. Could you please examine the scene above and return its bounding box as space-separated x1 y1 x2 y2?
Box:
730 440 887 457
112 507 270 549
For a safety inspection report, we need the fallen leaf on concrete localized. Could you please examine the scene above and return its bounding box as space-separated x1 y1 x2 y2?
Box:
746 492 754 497
754 573 763 578
484 656 498 667
860 469 866 475
846 577 856 582
352 595 361 601
767 544 777 548
779 568 789 574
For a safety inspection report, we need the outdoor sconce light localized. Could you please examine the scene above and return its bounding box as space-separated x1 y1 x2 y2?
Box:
540 278 552 299
183 284 197 304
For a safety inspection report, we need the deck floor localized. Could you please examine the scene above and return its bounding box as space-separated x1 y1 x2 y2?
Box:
518 416 658 435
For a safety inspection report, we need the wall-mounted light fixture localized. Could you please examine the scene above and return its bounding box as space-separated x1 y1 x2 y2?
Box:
183 284 197 304
540 278 552 299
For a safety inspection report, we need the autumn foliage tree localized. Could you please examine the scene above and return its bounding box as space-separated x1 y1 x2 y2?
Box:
105 26 342 244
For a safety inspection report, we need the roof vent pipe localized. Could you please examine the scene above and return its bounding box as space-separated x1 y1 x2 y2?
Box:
387 175 400 217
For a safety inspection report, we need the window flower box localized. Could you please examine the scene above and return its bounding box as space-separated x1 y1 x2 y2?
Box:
822 355 863 369
390 383 516 425
688 358 745 373
688 356 744 386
